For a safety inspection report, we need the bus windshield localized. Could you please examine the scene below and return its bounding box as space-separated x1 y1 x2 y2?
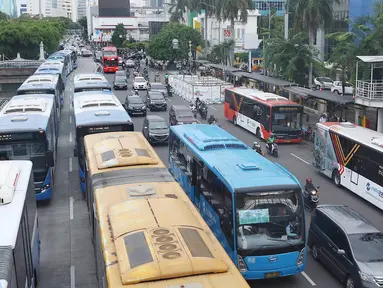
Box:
272 107 303 132
0 141 47 171
104 58 118 66
18 89 55 95
235 189 304 256
103 51 116 56
74 87 111 93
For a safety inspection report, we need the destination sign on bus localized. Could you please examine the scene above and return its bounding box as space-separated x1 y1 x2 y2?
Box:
0 133 34 141
22 90 54 94
273 106 303 112
87 125 124 134
75 88 111 92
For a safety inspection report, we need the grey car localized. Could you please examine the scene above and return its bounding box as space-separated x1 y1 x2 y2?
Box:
124 95 146 116
142 115 169 144
308 204 383 288
149 82 167 97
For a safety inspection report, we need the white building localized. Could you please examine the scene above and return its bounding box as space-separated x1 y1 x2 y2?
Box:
90 8 170 43
195 10 261 52
28 0 66 17
77 0 85 19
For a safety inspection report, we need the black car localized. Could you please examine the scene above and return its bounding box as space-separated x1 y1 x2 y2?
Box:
149 82 167 97
169 105 198 125
308 205 383 288
146 91 167 111
142 115 169 144
124 95 146 116
113 75 127 90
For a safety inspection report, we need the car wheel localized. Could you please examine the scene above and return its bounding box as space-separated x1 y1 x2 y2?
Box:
334 90 340 95
311 244 319 261
316 84 321 90
345 276 355 288
143 112 147 116
332 170 341 187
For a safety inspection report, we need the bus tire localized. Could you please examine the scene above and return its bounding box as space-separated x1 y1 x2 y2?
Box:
256 128 261 139
233 116 237 126
34 269 38 286
332 170 341 187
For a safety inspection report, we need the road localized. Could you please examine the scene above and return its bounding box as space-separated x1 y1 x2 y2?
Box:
36 57 383 288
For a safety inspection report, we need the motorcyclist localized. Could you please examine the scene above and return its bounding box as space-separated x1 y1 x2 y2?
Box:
208 114 216 124
143 67 148 74
304 178 315 194
95 63 103 73
252 141 262 154
267 133 275 152
195 97 201 109
134 90 139 96
154 72 160 82
164 73 169 84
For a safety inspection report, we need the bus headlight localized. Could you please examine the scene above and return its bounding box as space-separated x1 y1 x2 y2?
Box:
296 248 305 266
41 184 50 191
237 255 248 272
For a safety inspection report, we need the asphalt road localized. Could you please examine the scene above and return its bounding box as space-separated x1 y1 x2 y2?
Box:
36 57 383 288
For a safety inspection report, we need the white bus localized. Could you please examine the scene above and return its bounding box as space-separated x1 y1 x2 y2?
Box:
0 161 40 287
314 122 383 210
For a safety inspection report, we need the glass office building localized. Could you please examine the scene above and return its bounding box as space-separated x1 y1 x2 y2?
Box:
252 0 286 16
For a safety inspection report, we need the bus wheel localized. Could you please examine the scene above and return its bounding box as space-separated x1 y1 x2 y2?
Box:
332 170 341 187
256 128 261 139
233 116 237 126
34 269 38 286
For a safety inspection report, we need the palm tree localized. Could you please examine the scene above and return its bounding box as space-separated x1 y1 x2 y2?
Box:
287 0 339 86
169 0 192 22
209 40 235 65
214 0 252 65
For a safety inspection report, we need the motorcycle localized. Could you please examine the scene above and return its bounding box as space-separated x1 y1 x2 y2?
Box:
303 185 320 210
266 142 278 157
252 141 263 155
198 103 208 120
189 103 197 118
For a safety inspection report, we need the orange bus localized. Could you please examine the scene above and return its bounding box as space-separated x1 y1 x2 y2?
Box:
224 87 303 143
102 46 119 73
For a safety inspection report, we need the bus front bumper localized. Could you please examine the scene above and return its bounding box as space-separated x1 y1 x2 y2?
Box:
35 185 53 201
241 264 305 280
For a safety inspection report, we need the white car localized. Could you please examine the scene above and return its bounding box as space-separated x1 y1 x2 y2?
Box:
133 77 148 90
125 59 135 68
314 77 333 90
331 81 354 95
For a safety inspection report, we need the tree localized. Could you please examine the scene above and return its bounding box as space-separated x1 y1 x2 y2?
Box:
264 32 315 85
169 0 190 22
287 0 339 85
78 16 88 40
214 0 252 65
0 11 9 21
0 19 65 59
147 22 203 60
326 32 357 95
111 23 127 47
208 40 234 65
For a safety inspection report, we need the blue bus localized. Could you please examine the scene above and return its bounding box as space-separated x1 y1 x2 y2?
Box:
0 95 58 201
16 74 64 111
0 160 40 287
169 124 306 280
35 62 67 88
47 53 69 76
55 50 76 72
73 79 111 94
73 92 134 193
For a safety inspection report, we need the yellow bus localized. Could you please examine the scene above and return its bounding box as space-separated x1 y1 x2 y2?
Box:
84 131 250 288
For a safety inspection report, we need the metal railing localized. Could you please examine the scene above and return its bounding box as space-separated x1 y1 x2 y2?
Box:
0 60 44 68
355 80 383 101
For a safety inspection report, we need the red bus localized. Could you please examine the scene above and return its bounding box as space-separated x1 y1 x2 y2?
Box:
102 46 118 73
224 87 303 143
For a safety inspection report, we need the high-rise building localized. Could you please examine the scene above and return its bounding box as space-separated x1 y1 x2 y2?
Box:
252 0 286 16
77 0 85 19
28 0 67 17
150 0 163 8
98 0 130 17
1 0 17 17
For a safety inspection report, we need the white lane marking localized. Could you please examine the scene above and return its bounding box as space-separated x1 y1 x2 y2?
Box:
302 271 316 286
70 102 73 110
69 116 72 123
70 265 75 288
69 132 72 143
69 157 73 172
290 153 310 165
167 98 171 102
69 197 74 220
209 106 217 110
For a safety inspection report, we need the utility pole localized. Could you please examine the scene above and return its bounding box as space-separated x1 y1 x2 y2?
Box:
284 12 289 40
39 0 42 19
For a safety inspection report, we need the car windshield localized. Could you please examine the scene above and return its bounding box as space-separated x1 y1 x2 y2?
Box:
322 77 332 82
272 107 303 132
115 77 125 82
135 77 145 83
129 97 142 104
235 189 304 256
349 233 383 263
0 141 47 171
149 120 168 130
177 110 193 118
116 72 125 76
150 93 164 100
151 84 165 90
103 51 116 56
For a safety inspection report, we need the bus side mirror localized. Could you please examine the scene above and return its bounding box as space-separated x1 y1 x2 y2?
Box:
46 150 54 167
73 146 78 157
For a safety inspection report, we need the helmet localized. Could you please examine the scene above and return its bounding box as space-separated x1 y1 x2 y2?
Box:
269 133 275 138
306 177 312 184
196 97 200 101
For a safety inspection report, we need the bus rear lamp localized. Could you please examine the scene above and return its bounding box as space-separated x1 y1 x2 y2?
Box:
296 248 305 266
237 255 248 272
80 178 85 183
41 183 50 191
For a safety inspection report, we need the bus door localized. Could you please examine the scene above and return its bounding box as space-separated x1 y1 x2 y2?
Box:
314 125 329 175
192 159 203 207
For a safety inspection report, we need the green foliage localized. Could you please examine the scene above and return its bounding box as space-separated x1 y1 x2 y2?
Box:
0 18 67 59
111 23 127 47
77 16 88 39
147 23 203 60
208 40 235 64
0 11 9 21
125 41 148 51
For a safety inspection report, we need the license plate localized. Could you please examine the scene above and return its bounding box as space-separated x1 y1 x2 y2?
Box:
265 272 280 278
